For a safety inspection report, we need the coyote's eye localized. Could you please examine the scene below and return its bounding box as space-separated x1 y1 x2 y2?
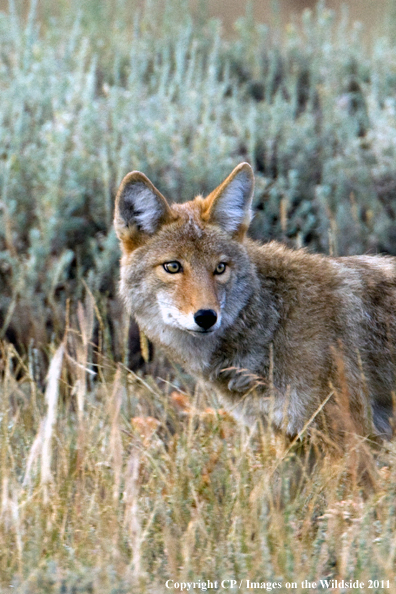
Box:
163 261 182 274
214 262 227 275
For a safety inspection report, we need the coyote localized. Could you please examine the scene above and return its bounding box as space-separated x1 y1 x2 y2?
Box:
114 163 395 442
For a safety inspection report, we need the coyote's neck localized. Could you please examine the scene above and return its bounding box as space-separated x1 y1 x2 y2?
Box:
205 287 280 398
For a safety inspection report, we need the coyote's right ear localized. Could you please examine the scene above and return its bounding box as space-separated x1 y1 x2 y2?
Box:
114 171 173 250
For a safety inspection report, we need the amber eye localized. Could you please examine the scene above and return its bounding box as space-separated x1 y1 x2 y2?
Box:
214 262 227 275
163 261 182 274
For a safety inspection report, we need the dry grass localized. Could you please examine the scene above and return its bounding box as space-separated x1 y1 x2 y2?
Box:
1 306 396 593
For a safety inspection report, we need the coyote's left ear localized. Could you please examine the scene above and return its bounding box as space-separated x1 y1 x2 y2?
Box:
202 162 254 239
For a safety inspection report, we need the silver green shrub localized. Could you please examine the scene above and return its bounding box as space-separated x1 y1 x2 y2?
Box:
1 0 396 346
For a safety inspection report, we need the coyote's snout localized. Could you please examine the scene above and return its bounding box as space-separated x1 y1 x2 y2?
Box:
114 163 396 443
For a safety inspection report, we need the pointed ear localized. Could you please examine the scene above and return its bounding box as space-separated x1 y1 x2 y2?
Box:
114 171 174 250
202 162 254 239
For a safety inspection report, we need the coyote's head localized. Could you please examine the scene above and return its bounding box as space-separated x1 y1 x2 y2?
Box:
114 163 256 342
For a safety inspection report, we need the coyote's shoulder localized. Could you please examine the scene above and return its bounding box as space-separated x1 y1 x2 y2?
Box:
114 163 396 441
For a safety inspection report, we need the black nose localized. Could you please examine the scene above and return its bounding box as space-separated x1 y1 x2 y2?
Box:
194 309 218 330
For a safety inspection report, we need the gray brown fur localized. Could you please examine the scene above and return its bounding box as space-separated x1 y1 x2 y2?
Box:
114 164 396 442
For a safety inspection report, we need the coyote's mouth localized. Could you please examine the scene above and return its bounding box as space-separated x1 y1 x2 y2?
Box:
186 328 216 336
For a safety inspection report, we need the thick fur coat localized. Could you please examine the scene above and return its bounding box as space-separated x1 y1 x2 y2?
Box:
114 163 396 442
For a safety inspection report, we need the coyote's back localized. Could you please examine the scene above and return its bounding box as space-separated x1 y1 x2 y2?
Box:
114 163 396 442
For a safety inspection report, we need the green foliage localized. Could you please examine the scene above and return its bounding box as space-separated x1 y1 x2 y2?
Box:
2 1 396 345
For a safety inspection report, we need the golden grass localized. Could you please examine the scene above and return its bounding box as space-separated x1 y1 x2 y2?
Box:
1 307 396 593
